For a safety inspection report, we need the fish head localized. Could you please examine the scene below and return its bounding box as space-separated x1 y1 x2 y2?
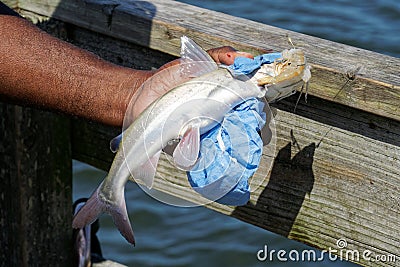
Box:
254 49 311 102
257 49 307 86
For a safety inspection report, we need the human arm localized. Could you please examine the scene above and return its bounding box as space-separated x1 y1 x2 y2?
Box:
0 3 254 127
0 13 152 126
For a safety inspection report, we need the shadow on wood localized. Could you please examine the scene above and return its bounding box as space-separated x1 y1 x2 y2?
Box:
232 142 315 237
273 94 400 148
5 0 399 265
0 104 72 267
0 1 161 266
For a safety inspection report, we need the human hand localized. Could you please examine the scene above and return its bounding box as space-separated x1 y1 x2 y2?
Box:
207 46 254 65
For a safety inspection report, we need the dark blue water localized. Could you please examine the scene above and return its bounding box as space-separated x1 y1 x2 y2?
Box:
179 0 400 58
73 1 399 266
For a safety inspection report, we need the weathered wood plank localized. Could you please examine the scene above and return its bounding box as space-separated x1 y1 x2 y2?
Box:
19 0 400 123
24 9 399 266
2 0 18 9
93 260 127 267
0 104 72 267
14 2 400 266
71 96 400 266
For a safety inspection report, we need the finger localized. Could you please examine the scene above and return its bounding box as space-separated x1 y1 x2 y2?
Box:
236 51 254 59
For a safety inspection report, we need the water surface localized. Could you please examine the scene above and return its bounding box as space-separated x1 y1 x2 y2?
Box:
179 0 400 57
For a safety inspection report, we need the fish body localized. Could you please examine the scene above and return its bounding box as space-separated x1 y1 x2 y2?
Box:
73 36 310 245
73 67 265 245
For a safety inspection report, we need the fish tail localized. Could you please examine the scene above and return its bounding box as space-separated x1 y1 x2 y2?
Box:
72 182 135 246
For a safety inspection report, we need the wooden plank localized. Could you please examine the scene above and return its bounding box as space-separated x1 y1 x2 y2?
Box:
15 2 400 266
0 103 72 267
19 0 400 122
2 0 18 9
23 9 399 266
93 260 127 267
71 95 400 267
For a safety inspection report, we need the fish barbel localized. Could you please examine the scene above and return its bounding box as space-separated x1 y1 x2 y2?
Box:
251 48 311 102
72 36 309 245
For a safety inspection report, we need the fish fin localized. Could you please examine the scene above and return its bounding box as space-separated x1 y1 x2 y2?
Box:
110 133 123 153
72 185 104 228
180 36 218 76
72 183 135 245
132 151 161 189
173 126 200 170
181 36 216 63
109 192 135 246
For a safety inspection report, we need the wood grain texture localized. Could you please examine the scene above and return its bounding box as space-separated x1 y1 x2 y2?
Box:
70 95 400 266
0 104 72 267
2 0 17 9
14 2 400 266
72 105 400 267
59 23 400 265
19 0 400 122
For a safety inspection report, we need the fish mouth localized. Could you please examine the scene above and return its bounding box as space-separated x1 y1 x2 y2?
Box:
256 49 306 86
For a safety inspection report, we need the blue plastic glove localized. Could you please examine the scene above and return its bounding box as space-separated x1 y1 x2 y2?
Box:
187 98 266 206
229 53 282 75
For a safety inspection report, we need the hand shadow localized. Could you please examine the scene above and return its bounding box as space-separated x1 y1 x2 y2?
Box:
232 141 315 237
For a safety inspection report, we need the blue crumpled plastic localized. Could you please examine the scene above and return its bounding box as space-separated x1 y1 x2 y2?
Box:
228 53 282 75
186 54 279 206
187 97 266 206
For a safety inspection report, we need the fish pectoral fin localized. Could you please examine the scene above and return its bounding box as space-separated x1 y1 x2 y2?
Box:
110 133 123 153
180 36 218 76
132 151 161 189
173 126 200 170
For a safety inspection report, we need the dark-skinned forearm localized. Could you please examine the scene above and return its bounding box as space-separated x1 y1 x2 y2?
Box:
0 16 152 126
0 13 256 127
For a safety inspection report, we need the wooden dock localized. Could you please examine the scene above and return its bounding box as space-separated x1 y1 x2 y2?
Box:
1 0 399 266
